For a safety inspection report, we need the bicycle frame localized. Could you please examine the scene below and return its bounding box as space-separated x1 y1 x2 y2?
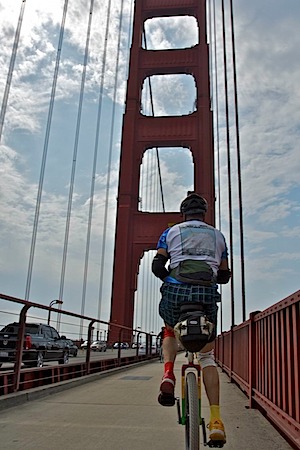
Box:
176 352 226 449
180 358 201 425
176 352 207 444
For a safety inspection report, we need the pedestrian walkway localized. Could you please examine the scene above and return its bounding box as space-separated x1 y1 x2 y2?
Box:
0 353 292 450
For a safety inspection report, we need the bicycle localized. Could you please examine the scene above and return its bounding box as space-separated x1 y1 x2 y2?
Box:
175 351 224 449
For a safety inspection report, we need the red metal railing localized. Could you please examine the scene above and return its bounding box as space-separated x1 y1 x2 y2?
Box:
0 293 157 396
215 290 300 449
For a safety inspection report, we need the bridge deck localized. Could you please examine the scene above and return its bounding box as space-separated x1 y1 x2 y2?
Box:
0 353 292 450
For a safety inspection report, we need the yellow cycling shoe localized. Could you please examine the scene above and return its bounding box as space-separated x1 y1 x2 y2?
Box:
208 418 226 443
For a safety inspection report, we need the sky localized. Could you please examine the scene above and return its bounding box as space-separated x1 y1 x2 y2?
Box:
0 0 299 337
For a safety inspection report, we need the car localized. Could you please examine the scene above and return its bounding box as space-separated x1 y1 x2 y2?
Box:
90 340 107 352
113 342 129 349
64 339 78 357
80 340 89 350
0 322 69 367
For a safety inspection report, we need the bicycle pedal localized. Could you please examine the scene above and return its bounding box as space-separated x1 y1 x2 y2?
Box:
207 440 225 448
158 392 175 406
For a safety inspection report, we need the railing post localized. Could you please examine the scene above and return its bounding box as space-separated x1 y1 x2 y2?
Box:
14 304 30 391
145 333 150 356
229 326 234 382
248 312 257 408
117 329 124 364
136 331 141 357
86 320 95 375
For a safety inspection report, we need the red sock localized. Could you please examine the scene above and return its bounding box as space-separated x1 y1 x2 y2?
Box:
164 361 174 373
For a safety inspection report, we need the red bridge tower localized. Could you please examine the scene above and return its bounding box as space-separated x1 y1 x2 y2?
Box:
110 0 214 335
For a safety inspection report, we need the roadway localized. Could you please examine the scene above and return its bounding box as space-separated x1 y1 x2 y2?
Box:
0 353 293 450
0 348 150 370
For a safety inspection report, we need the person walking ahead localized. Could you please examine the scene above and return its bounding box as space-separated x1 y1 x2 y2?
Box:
151 192 231 444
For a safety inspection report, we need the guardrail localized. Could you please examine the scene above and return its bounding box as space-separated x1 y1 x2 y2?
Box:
215 290 300 449
0 293 158 396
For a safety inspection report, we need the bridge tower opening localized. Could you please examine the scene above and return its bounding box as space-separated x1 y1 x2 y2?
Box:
109 0 215 340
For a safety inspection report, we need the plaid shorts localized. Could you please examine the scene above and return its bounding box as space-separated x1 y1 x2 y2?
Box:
159 282 220 328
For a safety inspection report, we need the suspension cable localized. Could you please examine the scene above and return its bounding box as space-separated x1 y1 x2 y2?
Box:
97 0 125 323
0 0 26 143
211 0 223 330
221 0 235 328
212 1 222 231
79 0 112 337
142 26 165 213
208 0 213 107
56 0 95 331
25 0 69 300
229 0 246 322
139 171 146 325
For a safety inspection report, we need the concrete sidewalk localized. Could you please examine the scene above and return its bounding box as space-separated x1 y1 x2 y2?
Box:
0 354 292 450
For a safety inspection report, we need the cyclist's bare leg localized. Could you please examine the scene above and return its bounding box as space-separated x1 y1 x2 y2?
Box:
158 324 177 406
200 341 219 405
199 340 226 442
162 324 177 363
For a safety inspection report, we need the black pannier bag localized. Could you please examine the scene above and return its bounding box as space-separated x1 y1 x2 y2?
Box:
174 302 216 352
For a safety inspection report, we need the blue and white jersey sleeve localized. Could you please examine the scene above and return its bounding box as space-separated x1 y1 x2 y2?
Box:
220 233 229 260
156 228 170 250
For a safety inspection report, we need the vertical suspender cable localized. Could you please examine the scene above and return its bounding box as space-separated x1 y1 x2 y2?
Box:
97 0 125 324
142 27 165 332
221 0 235 328
140 32 150 332
0 0 26 143
145 150 151 331
211 1 222 232
125 0 135 83
25 0 69 300
208 0 223 333
79 0 112 337
113 0 136 329
154 145 161 333
208 0 213 107
139 163 145 330
212 0 223 330
138 38 146 329
142 27 165 213
150 149 155 331
56 0 95 331
229 0 246 322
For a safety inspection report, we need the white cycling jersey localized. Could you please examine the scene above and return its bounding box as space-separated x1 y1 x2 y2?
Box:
157 219 228 276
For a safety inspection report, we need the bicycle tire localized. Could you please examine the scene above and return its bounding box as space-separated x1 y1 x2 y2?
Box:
185 371 200 450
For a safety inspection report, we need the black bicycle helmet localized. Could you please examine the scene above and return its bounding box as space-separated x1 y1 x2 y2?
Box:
180 192 208 215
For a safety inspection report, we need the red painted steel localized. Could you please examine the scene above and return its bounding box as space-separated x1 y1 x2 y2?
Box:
215 290 300 449
292 303 300 423
110 0 215 334
0 293 156 396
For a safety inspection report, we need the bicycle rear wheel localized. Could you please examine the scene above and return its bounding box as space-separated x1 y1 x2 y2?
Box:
185 372 200 450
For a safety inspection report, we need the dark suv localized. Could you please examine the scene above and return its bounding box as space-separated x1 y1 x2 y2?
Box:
0 322 70 367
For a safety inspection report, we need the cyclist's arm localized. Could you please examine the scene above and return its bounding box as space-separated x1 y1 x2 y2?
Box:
152 248 169 281
219 258 229 270
217 258 231 284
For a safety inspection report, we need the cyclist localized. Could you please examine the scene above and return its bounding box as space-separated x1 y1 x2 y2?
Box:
151 192 231 444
